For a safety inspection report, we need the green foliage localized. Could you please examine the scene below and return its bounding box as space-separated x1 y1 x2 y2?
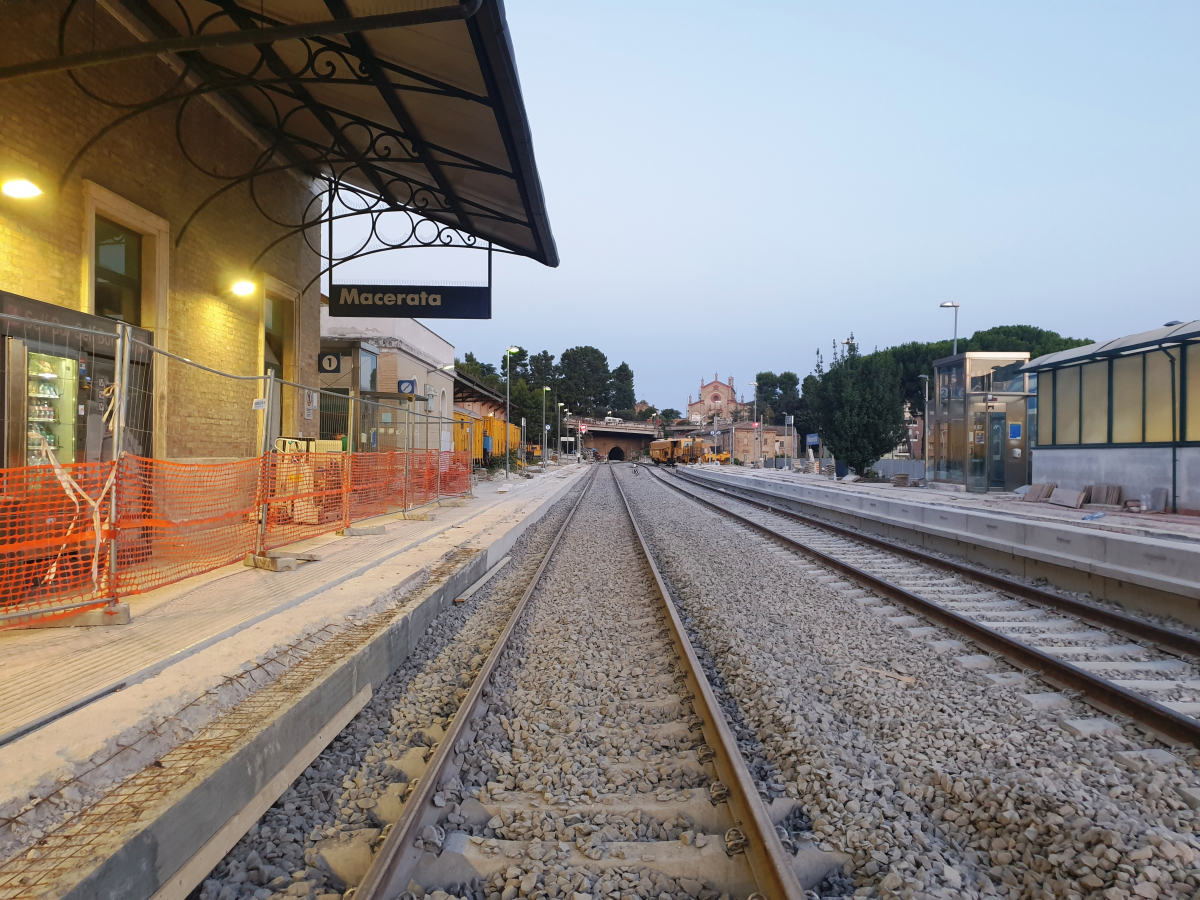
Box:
610 362 635 411
753 370 805 426
806 339 908 475
659 407 682 423
559 345 612 417
529 350 557 388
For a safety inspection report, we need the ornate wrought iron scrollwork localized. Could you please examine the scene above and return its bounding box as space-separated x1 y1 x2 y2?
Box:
54 0 530 277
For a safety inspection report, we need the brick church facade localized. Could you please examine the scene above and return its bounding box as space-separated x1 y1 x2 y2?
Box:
687 373 749 423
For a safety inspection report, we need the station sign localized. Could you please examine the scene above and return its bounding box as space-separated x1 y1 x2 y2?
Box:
806 433 820 446
329 284 490 319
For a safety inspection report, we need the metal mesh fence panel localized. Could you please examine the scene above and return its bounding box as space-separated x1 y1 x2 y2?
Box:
112 455 261 595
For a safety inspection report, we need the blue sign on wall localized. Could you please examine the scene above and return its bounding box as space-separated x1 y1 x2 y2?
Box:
398 379 417 395
1009 423 1022 440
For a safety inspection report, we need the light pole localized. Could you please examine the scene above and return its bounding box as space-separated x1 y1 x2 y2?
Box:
748 381 758 467
940 301 961 355
541 386 551 469
918 373 930 481
557 401 564 461
504 346 519 480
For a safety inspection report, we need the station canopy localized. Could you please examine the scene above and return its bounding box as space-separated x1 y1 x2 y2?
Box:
22 0 558 266
1024 320 1200 371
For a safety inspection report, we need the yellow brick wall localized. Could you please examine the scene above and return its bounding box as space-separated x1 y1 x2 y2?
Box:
0 2 320 460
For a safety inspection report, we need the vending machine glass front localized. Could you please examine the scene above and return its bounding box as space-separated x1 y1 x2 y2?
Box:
27 352 79 465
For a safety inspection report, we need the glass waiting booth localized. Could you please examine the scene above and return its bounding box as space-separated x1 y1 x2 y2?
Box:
929 351 1034 493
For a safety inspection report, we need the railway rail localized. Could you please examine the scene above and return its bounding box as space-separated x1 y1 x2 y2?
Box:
353 465 806 900
651 466 1200 749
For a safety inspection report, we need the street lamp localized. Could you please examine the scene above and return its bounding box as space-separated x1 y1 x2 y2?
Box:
557 401 564 461
918 374 930 481
541 386 551 469
504 346 519 480
940 301 961 355
748 381 758 466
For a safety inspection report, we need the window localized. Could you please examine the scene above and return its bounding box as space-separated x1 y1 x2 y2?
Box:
94 216 142 325
1145 350 1177 442
1080 361 1108 444
263 296 291 378
1188 343 1200 442
1112 355 1143 443
1054 367 1080 444
359 351 378 392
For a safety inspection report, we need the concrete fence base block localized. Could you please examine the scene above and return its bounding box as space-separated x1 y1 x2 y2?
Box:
243 554 301 572
32 602 132 628
338 525 387 536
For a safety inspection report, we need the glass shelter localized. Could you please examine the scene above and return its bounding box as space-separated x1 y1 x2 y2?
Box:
929 352 1033 492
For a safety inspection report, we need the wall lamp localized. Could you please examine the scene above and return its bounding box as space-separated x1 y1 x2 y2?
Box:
2 179 42 199
231 280 257 296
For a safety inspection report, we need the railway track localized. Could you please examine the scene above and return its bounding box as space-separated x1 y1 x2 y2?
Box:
353 466 806 900
650 466 1200 749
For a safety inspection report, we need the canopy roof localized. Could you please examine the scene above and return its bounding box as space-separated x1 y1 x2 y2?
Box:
1023 320 1200 371
84 0 558 265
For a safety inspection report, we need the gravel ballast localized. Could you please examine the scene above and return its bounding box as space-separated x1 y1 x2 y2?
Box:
623 467 1200 900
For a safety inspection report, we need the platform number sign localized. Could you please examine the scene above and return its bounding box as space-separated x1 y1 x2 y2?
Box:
318 352 341 374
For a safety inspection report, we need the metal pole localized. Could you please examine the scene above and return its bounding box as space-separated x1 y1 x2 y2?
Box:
924 377 930 481
255 369 276 555
327 177 335 293
505 351 510 481
1163 347 1178 514
106 324 129 594
953 306 959 356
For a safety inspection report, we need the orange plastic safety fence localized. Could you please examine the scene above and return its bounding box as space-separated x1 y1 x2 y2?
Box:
348 453 390 522
262 452 350 551
439 451 471 497
113 455 260 595
0 460 116 623
407 450 439 509
384 450 408 510
2 449 474 626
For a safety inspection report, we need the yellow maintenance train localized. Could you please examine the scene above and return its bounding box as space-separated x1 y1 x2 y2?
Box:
650 437 718 466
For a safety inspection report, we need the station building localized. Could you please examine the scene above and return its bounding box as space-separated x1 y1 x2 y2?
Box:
0 2 320 464
1023 320 1200 514
0 0 556 468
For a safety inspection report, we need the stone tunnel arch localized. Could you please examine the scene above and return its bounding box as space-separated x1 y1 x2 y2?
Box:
607 446 626 461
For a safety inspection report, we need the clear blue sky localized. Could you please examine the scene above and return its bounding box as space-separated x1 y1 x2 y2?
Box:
337 1 1199 412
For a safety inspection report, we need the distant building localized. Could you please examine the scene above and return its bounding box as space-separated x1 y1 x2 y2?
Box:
687 373 748 423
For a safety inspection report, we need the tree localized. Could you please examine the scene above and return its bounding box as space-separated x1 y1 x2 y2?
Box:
806 339 908 475
558 346 611 416
529 350 557 388
500 346 530 381
610 362 635 411
659 408 682 423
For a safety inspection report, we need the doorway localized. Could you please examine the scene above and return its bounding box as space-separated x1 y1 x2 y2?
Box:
987 412 1006 490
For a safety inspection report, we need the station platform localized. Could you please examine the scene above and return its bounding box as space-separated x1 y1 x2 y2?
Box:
0 463 588 900
678 466 1200 622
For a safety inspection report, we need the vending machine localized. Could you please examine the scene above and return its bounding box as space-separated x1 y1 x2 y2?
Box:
25 350 81 465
